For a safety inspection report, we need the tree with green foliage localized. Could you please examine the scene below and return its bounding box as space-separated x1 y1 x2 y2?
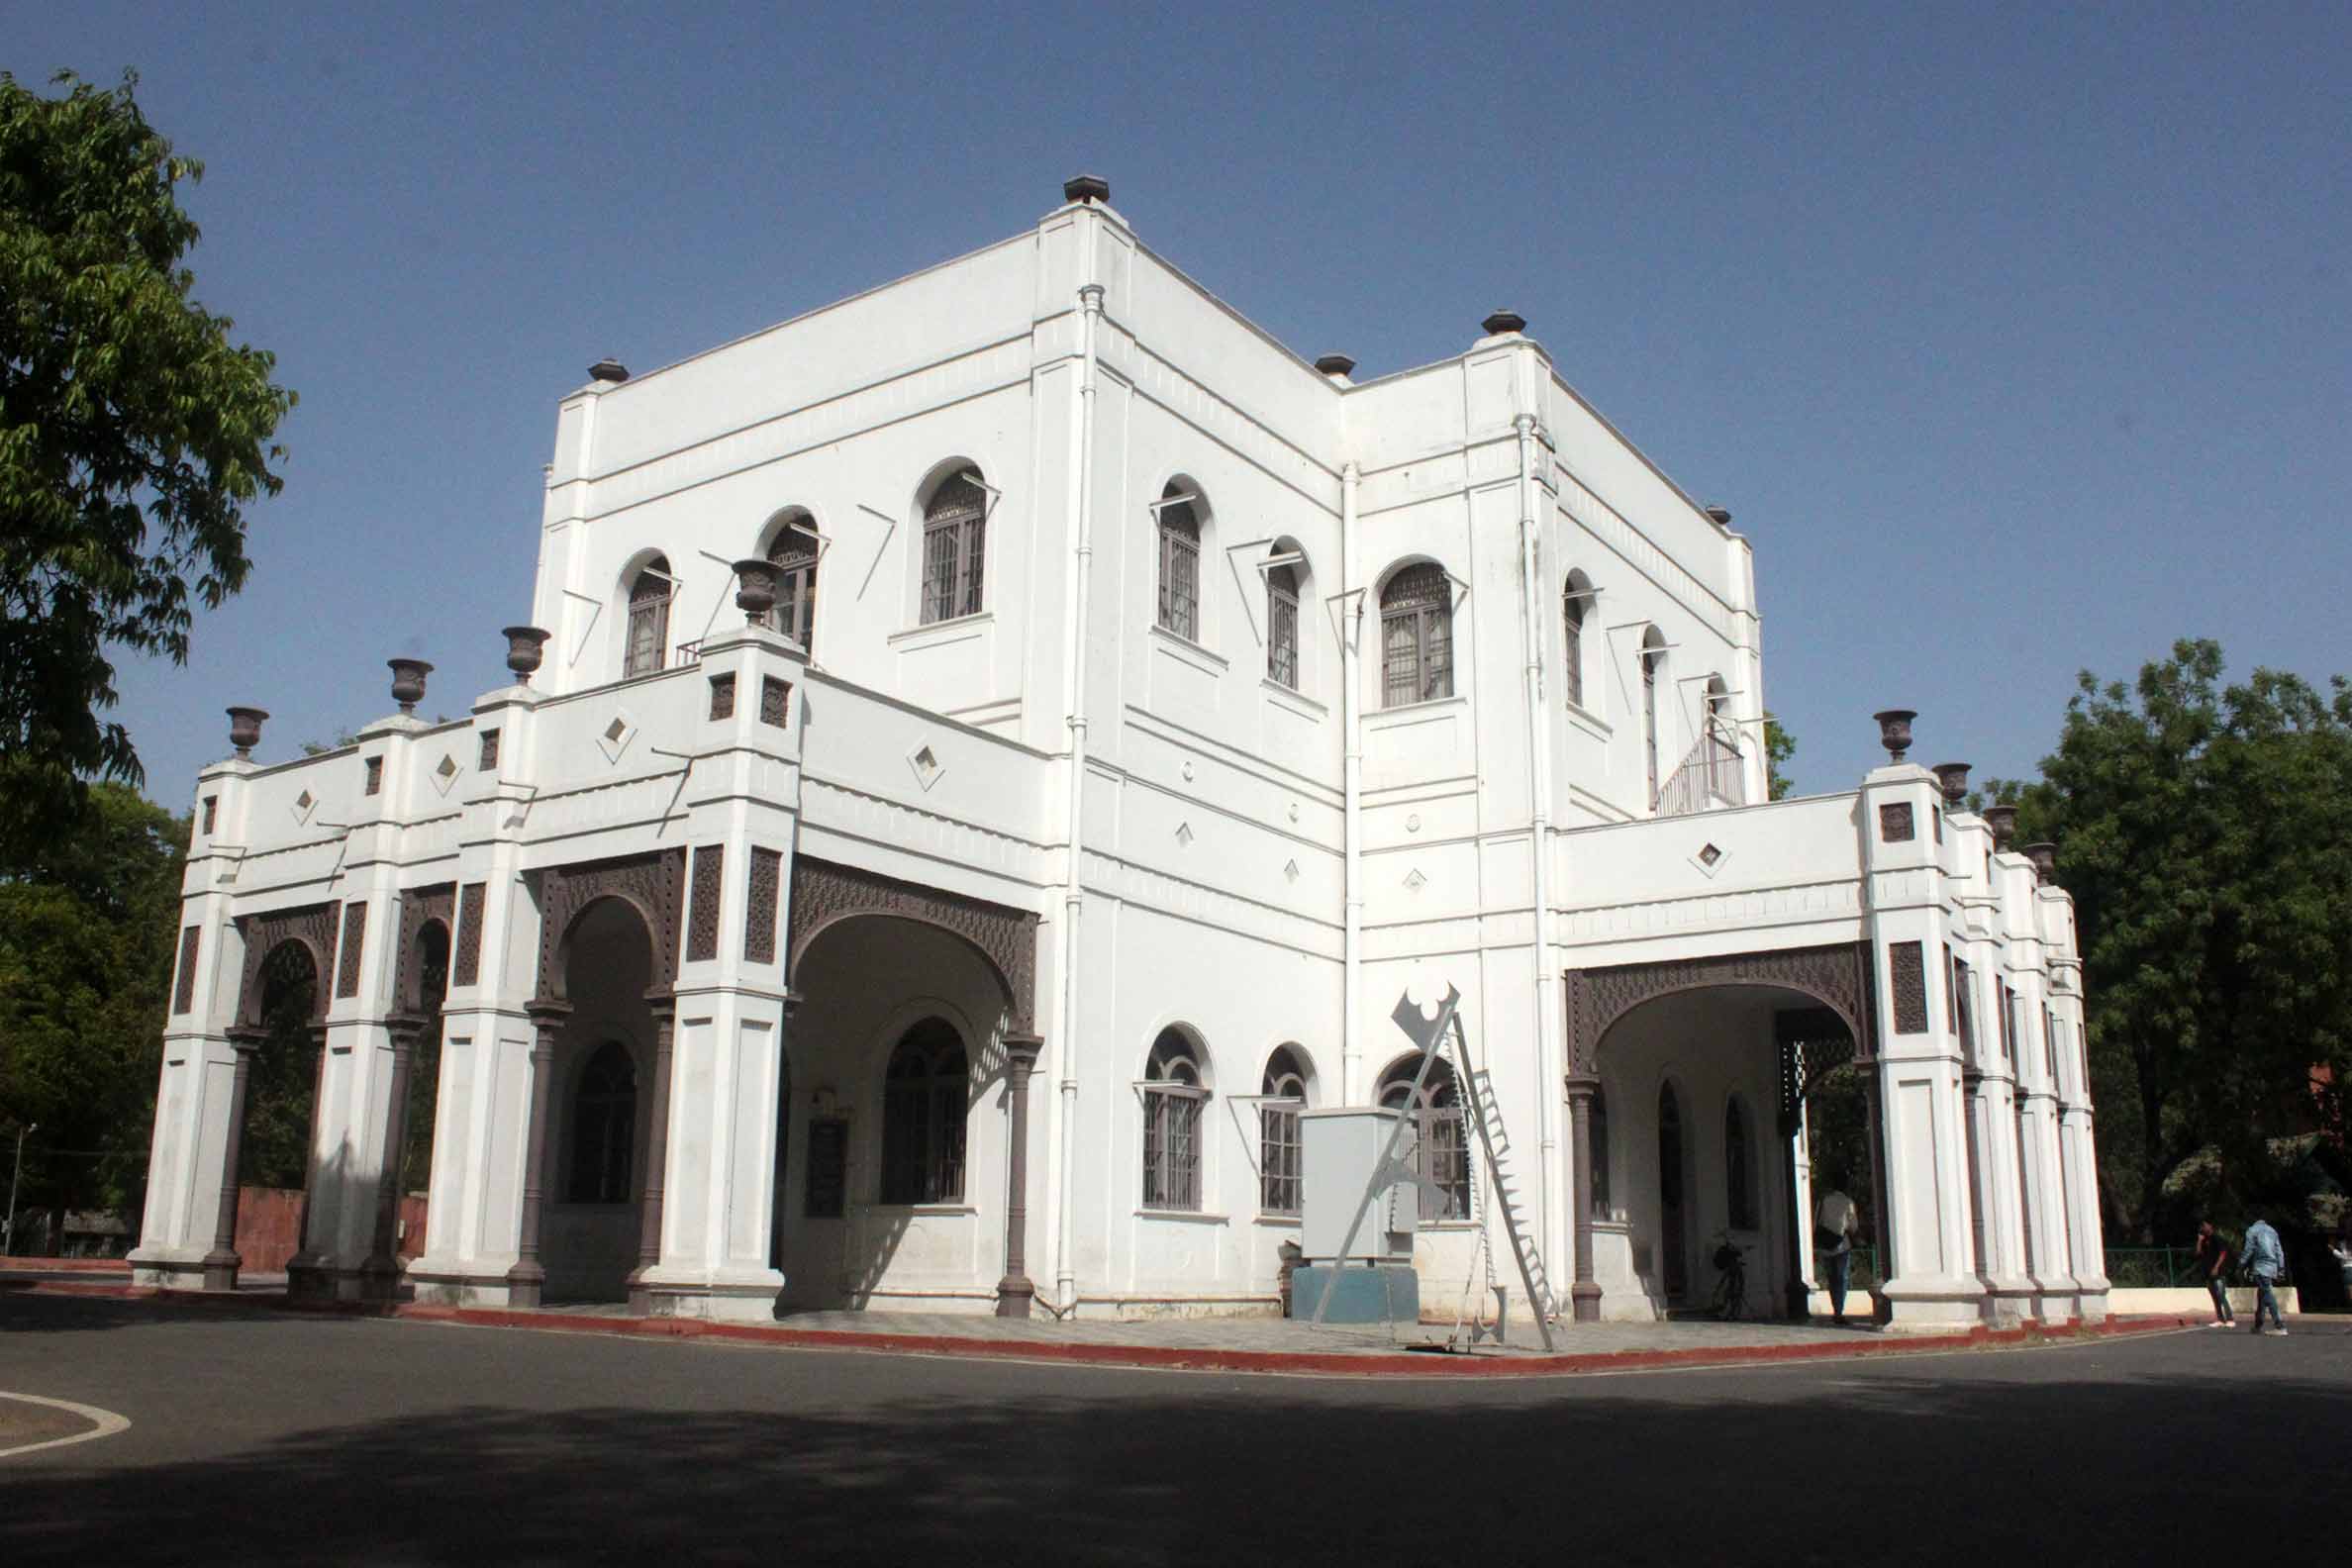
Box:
1764 716 1797 800
0 783 187 1239
1993 639 2352 1247
0 69 294 859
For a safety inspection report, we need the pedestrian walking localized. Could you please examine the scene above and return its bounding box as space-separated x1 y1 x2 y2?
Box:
1814 1176 1859 1325
2191 1221 2233 1326
2240 1214 2289 1336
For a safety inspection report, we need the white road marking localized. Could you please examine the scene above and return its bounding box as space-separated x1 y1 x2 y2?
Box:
0 1392 132 1459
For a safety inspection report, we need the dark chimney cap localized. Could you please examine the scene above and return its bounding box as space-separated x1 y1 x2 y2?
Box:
1706 505 1732 526
588 357 630 384
1482 310 1527 337
1063 174 1111 205
1314 353 1357 377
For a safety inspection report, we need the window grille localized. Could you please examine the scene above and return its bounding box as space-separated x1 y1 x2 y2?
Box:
1266 562 1301 690
1380 563 1454 708
1259 1047 1309 1216
1379 1053 1469 1222
568 1040 637 1204
1562 578 1588 709
881 1018 967 1204
1142 1029 1206 1211
921 473 988 624
767 522 819 647
1156 494 1202 639
1724 1097 1754 1228
624 560 673 678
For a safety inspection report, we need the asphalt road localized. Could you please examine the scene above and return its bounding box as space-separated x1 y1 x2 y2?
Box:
1 1293 2344 1565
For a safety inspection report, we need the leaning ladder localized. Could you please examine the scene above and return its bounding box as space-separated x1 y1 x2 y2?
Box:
1391 987 1559 1351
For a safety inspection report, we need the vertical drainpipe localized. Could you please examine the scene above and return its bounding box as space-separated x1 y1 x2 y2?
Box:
1339 462 1363 1100
1053 275 1105 1313
1514 404 1564 1310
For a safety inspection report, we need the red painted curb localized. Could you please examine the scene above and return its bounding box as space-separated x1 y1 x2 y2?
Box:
6 1278 2202 1377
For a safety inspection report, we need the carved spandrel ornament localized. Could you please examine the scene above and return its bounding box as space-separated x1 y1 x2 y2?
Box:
533 847 688 1001
336 901 370 999
173 926 203 1016
1565 941 1875 1077
1879 801 1914 843
453 881 487 988
1889 940 1929 1034
232 902 341 1029
394 883 456 1013
744 847 782 966
787 855 1038 1032
687 844 726 963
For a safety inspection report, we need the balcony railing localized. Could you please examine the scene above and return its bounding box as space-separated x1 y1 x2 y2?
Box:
1655 724 1748 818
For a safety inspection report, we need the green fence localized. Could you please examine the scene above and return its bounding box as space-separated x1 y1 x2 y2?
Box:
2104 1247 2203 1287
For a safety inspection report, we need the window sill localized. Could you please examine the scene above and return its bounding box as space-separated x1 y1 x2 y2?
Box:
1261 678 1325 718
1420 1219 1483 1232
1252 1212 1303 1227
1564 700 1613 740
1135 1208 1229 1225
867 1203 978 1217
1368 692 1468 722
1148 622 1228 672
889 611 994 647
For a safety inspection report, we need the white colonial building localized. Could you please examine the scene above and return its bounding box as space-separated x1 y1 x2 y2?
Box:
130 177 2107 1329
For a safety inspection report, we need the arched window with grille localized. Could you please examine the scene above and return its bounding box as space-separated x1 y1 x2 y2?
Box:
1380 562 1453 708
624 558 674 678
881 1017 967 1205
921 470 988 624
765 514 820 648
1266 559 1302 690
1562 570 1594 710
1724 1096 1755 1229
1141 1029 1207 1211
1379 1053 1469 1222
1258 1045 1310 1216
568 1041 637 1204
1155 484 1202 640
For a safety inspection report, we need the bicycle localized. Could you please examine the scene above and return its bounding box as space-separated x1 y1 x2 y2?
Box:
1710 1233 1750 1321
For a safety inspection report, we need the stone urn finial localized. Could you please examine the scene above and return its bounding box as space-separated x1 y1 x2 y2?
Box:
1931 761 1971 809
1984 803 2017 850
388 657 435 715
2022 841 2058 886
502 626 550 685
734 558 779 624
1872 709 1917 764
226 705 269 759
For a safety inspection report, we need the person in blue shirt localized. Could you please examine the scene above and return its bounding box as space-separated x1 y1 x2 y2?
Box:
2240 1215 2288 1336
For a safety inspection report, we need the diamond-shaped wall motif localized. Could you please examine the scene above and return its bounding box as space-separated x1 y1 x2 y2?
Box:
430 753 461 797
597 711 637 763
907 742 943 792
1174 822 1194 848
1283 859 1300 884
1404 867 1426 892
291 789 318 826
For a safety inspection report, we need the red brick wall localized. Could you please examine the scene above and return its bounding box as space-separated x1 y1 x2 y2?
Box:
232 1188 430 1272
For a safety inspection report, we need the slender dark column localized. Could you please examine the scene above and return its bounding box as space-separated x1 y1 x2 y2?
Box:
1564 1075 1601 1323
202 1029 265 1292
360 1014 425 1300
1781 1108 1810 1321
996 1032 1044 1318
1860 1053 1893 1323
283 1026 336 1301
506 1000 570 1309
626 994 678 1315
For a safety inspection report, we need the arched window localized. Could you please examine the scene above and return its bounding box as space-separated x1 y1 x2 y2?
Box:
624 557 674 678
1141 1029 1207 1211
1562 570 1594 710
1259 1046 1310 1216
765 514 820 648
568 1041 637 1204
921 471 988 624
1266 559 1302 690
1640 627 1667 809
1379 1054 1469 1222
1724 1097 1754 1229
881 1017 967 1205
1380 562 1453 708
1589 1088 1612 1220
1155 484 1202 640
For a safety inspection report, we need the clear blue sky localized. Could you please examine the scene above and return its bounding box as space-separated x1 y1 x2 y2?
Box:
18 2 2350 806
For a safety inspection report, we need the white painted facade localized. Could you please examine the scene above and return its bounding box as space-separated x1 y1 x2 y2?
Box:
130 184 2107 1329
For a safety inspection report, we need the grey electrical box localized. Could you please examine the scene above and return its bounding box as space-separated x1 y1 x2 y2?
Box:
1300 1107 1417 1263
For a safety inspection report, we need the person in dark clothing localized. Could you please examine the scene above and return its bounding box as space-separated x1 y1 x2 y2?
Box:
2191 1221 2233 1325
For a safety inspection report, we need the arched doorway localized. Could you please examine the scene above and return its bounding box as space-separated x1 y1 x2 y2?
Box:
540 895 660 1304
